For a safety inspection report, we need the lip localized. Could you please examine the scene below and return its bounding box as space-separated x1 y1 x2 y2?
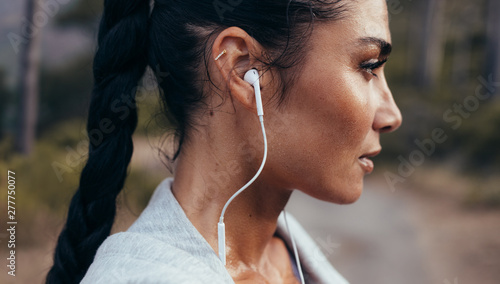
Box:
358 149 381 174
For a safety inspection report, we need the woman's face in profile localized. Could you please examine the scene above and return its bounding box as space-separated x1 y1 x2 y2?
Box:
265 0 402 204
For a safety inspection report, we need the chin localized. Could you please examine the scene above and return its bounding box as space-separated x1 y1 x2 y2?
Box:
306 177 364 205
335 188 363 204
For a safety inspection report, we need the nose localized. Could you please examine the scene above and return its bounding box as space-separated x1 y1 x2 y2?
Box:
373 80 402 133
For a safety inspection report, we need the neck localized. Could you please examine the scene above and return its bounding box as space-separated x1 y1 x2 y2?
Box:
171 131 292 266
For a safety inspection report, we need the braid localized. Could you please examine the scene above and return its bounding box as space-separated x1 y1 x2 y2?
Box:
46 0 150 283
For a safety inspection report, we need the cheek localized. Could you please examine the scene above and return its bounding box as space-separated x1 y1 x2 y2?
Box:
304 74 373 152
268 70 374 201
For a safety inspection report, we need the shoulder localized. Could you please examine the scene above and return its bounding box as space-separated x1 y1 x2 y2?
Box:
81 232 234 284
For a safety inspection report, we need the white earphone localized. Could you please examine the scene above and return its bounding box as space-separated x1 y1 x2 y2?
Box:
243 69 264 117
218 69 266 266
217 69 304 284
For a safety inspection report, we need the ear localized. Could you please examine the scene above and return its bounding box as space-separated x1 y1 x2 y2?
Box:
212 27 264 116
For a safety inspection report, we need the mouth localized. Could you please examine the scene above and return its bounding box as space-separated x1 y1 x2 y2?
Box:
358 149 381 174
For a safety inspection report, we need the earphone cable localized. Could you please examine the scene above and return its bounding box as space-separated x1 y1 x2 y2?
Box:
283 209 305 284
218 115 267 264
219 116 267 221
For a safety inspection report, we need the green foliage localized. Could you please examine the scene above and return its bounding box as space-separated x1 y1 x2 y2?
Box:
0 119 167 233
0 69 11 138
0 136 78 218
457 101 500 171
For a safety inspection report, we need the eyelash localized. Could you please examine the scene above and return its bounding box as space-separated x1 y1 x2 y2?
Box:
360 58 387 78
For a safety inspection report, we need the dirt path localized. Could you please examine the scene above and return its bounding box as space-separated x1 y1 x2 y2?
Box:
286 176 500 284
407 184 500 284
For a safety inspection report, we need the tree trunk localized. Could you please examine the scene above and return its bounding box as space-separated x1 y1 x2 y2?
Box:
411 0 448 90
15 0 41 155
450 7 472 87
484 0 500 96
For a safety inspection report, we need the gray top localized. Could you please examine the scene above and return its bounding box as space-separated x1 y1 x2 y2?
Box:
81 177 349 284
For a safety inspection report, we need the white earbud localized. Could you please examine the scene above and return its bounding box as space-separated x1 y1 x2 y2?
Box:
244 69 264 117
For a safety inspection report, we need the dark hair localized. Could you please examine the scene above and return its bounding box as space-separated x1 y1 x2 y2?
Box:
46 0 345 283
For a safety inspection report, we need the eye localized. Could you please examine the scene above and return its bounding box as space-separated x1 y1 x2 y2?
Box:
359 58 387 78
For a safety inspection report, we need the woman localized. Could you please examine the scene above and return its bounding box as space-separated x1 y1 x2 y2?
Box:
46 0 402 283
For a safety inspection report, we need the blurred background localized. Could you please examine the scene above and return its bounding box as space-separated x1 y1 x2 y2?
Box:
0 0 499 283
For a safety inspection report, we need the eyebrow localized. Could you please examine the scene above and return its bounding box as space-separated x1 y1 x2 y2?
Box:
358 37 392 57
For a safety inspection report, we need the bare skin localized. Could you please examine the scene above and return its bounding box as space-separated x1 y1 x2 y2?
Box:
171 0 402 283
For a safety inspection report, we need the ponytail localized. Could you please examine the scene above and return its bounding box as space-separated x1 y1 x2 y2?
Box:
46 0 150 283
